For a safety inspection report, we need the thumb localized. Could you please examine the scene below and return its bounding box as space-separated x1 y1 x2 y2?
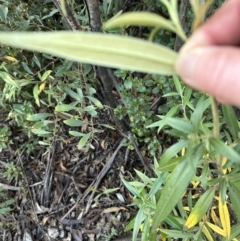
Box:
175 46 240 106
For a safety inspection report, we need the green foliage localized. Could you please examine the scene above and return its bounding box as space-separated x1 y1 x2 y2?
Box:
0 0 236 240
4 162 22 181
0 187 13 219
0 126 11 149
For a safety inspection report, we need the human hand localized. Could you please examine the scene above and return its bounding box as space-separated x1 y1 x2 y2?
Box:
175 0 240 106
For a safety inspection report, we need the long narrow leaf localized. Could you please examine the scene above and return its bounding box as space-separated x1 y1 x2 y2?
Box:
229 184 240 222
219 196 231 238
152 145 202 230
159 139 189 168
165 117 195 134
0 32 177 75
222 105 239 140
184 187 215 229
200 222 214 241
103 12 176 32
206 222 225 237
209 138 240 165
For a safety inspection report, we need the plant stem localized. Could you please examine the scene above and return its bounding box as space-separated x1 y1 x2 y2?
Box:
210 96 223 170
210 96 219 139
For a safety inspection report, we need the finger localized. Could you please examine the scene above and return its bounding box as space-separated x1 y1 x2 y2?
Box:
175 46 240 106
201 0 240 46
181 0 240 53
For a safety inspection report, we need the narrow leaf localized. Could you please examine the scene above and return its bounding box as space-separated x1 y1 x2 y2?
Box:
191 0 214 30
27 113 53 121
33 84 40 107
184 187 215 229
69 131 84 137
22 62 34 74
86 96 103 109
222 105 239 140
133 206 145 241
78 133 91 149
0 71 19 87
206 222 225 237
173 75 182 95
165 117 195 134
0 31 178 75
200 222 214 241
103 12 176 32
159 229 193 239
31 129 51 135
64 119 85 127
120 175 141 198
41 70 52 81
65 88 82 101
159 139 189 167
152 145 202 230
219 197 231 238
209 138 240 164
55 104 77 112
229 184 240 222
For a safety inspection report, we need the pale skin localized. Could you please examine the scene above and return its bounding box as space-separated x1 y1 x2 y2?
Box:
175 0 240 106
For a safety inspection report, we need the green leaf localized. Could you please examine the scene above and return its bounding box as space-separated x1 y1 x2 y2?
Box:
133 206 145 241
184 187 215 229
173 75 182 95
222 105 239 140
142 215 151 241
152 144 202 231
41 70 52 81
0 31 177 75
147 105 180 131
124 77 132 89
120 175 141 198
33 55 41 68
31 129 51 135
165 215 184 230
159 157 182 172
100 124 115 130
159 139 189 168
103 12 176 32
63 119 85 127
148 173 167 197
78 133 91 149
0 207 12 215
55 104 77 112
33 84 40 107
209 138 240 165
191 97 205 131
86 96 103 109
228 183 240 222
165 117 195 134
65 88 82 101
27 113 53 121
125 218 136 232
0 71 19 87
69 131 84 137
0 6 8 20
22 62 34 75
135 169 152 184
159 229 193 239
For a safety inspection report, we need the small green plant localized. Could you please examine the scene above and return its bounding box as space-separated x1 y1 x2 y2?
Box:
0 126 11 149
4 162 22 181
0 187 13 220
